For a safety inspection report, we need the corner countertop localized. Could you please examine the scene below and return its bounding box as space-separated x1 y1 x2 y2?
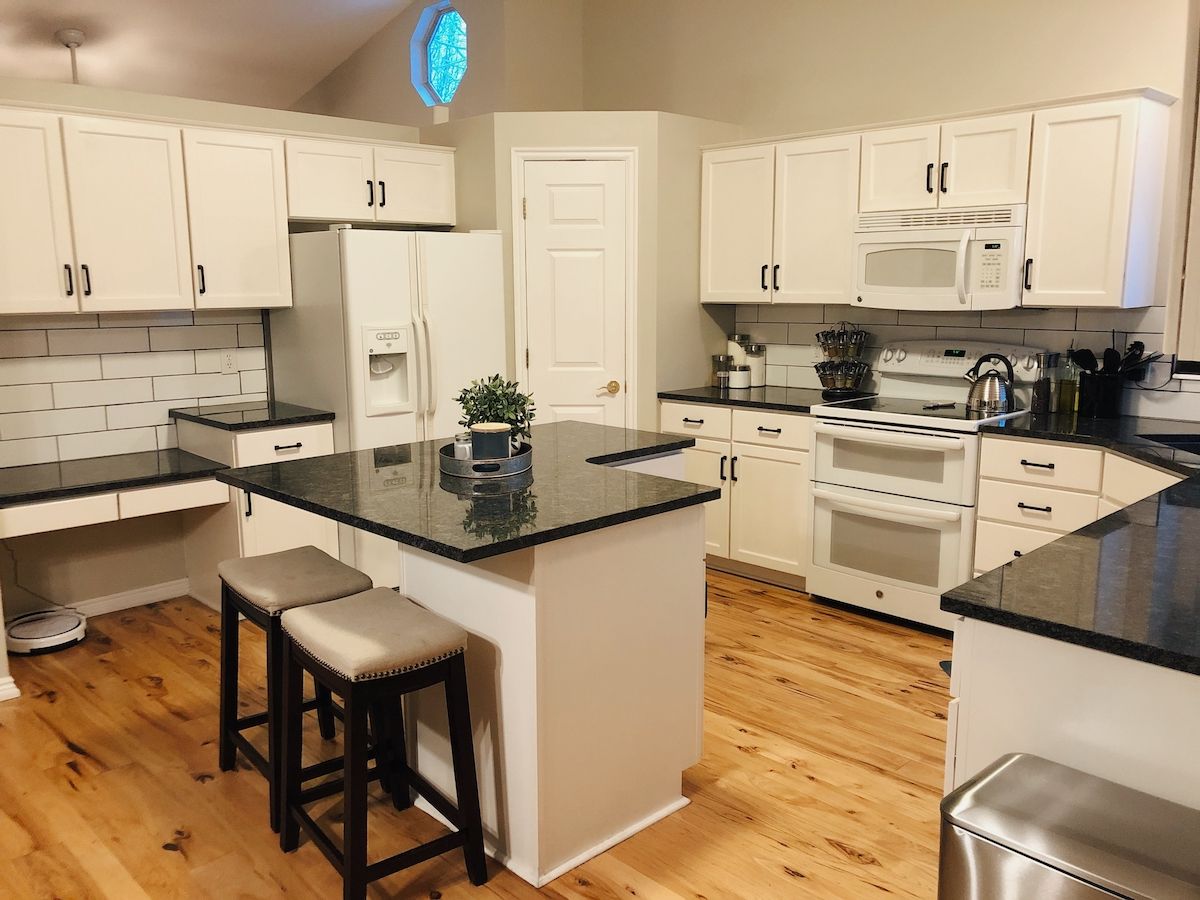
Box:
0 449 228 507
216 420 719 563
169 400 335 431
658 385 829 413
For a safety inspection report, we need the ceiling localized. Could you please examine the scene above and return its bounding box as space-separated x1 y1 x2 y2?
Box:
0 0 415 109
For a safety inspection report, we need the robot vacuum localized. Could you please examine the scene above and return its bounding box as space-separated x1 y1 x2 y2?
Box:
5 609 87 655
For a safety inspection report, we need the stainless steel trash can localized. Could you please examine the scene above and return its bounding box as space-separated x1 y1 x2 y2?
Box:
939 753 1200 899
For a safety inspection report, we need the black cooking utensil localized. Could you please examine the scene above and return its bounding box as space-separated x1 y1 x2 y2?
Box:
1124 352 1164 379
1102 347 1122 374
1120 341 1145 372
1071 348 1098 373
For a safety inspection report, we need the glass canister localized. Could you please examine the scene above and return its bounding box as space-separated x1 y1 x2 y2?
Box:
728 364 751 389
1055 350 1079 414
711 354 734 387
744 343 767 387
727 333 750 366
1031 351 1059 415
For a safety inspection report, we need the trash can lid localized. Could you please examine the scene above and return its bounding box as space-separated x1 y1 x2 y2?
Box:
942 754 1200 900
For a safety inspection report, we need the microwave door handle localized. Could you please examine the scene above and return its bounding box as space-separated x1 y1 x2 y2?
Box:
813 421 966 451
955 231 971 305
811 487 963 525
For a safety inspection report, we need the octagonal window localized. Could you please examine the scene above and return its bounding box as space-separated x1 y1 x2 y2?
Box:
411 2 467 107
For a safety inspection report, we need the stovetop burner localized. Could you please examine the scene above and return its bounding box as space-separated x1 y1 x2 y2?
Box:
814 395 1029 432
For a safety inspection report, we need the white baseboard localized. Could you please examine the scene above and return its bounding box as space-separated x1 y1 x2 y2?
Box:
0 676 19 702
71 578 192 618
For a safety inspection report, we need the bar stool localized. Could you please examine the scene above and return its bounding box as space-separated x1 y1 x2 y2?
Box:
279 587 488 898
217 545 373 832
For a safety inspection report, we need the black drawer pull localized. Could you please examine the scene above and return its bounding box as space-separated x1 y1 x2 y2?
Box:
760 264 768 291
1013 550 1023 558
682 417 704 425
1019 459 1055 470
719 455 727 482
81 263 92 296
757 426 782 434
197 264 206 295
925 162 935 193
64 264 74 296
730 455 738 483
1017 502 1053 513
274 442 303 451
367 179 375 207
1024 258 1033 291
378 180 386 208
244 490 253 517
772 264 780 292
939 161 949 193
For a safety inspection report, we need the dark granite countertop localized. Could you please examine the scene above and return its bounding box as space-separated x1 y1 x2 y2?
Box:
657 385 829 413
216 421 719 563
169 400 334 431
0 450 228 507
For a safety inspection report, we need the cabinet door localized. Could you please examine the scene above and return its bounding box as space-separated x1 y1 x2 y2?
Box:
729 442 809 576
939 113 1031 208
773 134 860 304
860 124 940 212
62 117 193 311
239 490 338 559
701 145 775 303
285 138 375 220
683 438 730 558
1024 100 1140 307
0 109 76 314
184 130 291 309
374 146 455 225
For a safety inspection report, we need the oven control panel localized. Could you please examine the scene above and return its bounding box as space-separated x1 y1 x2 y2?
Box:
876 340 1043 382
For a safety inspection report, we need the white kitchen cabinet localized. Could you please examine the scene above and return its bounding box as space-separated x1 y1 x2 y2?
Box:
1101 453 1182 506
0 109 76 314
183 129 291 309
374 146 456 225
1024 98 1169 308
938 113 1031 208
62 116 194 312
237 490 338 559
701 145 775 303
729 442 809 576
683 437 730 557
772 134 860 304
859 124 940 212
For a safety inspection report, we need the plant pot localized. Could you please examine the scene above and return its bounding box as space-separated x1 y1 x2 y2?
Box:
470 422 512 459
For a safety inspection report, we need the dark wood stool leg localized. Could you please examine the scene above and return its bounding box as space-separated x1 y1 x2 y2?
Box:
445 654 488 886
369 701 392 794
279 638 304 853
386 699 412 811
315 681 336 740
343 692 370 900
218 582 239 773
265 618 287 833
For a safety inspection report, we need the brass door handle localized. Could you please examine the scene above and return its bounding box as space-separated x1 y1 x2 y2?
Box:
599 380 620 395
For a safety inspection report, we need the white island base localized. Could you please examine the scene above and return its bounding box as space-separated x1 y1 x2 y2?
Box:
398 505 706 887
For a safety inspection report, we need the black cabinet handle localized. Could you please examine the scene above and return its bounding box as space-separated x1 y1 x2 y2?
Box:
197 264 206 295
1020 459 1055 470
760 264 768 291
926 162 935 193
379 180 386 208
244 490 253 517
772 264 780 292
730 456 738 483
367 179 375 207
719 455 727 482
64 264 74 297
274 442 303 451
80 264 92 296
757 426 782 434
939 161 949 193
681 417 704 425
1024 258 1033 291
1018 502 1053 513
1013 550 1023 558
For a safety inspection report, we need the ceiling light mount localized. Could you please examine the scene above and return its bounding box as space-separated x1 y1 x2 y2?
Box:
55 27 86 84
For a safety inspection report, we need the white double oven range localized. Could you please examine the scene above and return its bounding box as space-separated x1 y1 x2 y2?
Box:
808 340 1041 630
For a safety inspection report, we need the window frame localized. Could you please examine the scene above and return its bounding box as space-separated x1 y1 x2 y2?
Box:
410 1 467 108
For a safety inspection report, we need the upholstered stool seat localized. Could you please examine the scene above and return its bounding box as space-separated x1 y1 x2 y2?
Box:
217 545 371 615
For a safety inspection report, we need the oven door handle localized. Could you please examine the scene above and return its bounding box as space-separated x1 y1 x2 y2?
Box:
812 421 966 451
954 230 971 305
811 487 963 524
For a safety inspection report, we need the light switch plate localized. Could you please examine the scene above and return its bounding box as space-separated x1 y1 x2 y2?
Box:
219 350 237 374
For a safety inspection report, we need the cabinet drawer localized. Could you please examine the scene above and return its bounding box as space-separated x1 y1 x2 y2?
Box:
234 423 334 466
0 493 118 538
119 479 230 519
1101 453 1182 506
659 402 732 440
974 520 1060 573
732 409 811 451
979 437 1103 492
977 479 1098 533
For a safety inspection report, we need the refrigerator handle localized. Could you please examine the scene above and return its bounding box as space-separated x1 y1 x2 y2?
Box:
424 315 437 416
411 320 427 416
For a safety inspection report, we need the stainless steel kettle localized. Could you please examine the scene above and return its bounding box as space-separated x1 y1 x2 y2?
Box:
964 353 1016 414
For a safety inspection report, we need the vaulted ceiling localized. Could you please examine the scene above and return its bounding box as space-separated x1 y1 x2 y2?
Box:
0 0 415 108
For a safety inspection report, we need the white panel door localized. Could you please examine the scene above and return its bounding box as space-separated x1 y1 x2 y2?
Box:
701 145 775 303
773 134 860 304
184 129 291 309
683 438 730 557
62 117 193 311
939 113 1032 208
0 109 76 314
374 146 456 225
523 159 628 428
860 124 940 212
729 442 809 576
1024 100 1139 307
285 138 375 220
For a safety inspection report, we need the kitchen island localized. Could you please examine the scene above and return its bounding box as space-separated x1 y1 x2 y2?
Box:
216 421 718 887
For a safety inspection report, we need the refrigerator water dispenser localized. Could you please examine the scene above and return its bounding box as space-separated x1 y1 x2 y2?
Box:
363 325 413 416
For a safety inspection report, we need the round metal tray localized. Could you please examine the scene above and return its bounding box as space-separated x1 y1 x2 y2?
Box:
438 442 532 479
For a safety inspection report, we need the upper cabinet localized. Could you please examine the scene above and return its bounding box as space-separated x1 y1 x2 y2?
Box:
62 117 194 312
1023 98 1168 308
0 109 76 315
701 145 776 303
183 129 291 310
287 138 456 226
860 115 1030 212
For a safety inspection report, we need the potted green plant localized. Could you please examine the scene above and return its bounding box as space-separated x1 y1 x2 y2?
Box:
454 374 535 459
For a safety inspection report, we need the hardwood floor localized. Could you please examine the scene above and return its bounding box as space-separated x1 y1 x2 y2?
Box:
0 571 951 898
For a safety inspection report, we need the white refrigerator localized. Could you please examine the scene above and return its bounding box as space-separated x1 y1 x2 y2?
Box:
271 227 507 585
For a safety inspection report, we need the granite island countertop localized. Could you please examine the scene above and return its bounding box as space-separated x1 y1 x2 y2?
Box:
0 449 228 506
216 420 719 563
657 385 831 414
169 400 334 431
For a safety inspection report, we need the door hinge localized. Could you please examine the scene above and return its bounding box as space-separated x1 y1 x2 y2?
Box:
522 197 527 219
525 347 530 367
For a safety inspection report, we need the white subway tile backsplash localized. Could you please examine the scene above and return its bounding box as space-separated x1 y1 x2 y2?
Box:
240 369 267 394
98 311 194 328
53 378 153 409
0 437 59 467
0 407 107 440
238 323 265 347
1076 306 1168 333
735 321 788 344
935 326 1025 345
765 365 786 385
47 327 149 356
237 347 266 370
825 305 898 325
101 350 195 378
153 373 242 401
156 423 178 449
897 311 982 327
981 308 1078 330
757 305 824 324
0 330 48 358
0 355 101 386
764 344 815 367
198 392 267 408
0 314 97 330
193 309 263 326
149 325 239 351
58 428 157 461
106 399 193 430
0 384 54 413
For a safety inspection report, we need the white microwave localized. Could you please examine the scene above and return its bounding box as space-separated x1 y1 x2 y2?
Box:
852 205 1026 311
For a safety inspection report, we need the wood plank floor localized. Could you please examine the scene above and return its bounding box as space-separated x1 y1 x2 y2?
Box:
0 571 951 898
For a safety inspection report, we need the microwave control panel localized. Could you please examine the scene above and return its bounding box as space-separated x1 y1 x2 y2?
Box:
971 240 1008 293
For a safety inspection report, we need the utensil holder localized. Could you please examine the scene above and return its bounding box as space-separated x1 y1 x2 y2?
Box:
1078 372 1123 418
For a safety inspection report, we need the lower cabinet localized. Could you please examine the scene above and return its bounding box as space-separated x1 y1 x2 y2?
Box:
238 491 338 559
683 438 730 557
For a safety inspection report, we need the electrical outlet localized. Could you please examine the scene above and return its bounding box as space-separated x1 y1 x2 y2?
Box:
219 350 237 375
